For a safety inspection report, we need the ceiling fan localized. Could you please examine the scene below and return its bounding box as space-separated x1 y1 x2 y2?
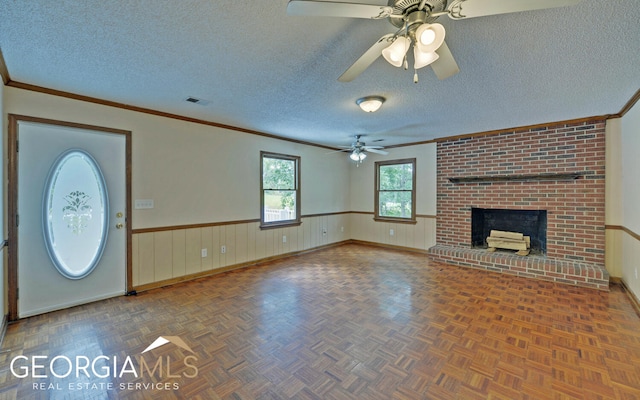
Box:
287 0 582 82
338 135 389 163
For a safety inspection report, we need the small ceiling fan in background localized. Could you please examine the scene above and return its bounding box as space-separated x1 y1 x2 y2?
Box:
287 0 582 83
337 135 388 164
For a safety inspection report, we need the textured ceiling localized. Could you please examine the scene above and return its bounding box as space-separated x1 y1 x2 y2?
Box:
1 0 639 148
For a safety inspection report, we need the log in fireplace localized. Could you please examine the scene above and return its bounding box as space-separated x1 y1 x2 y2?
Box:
471 208 547 255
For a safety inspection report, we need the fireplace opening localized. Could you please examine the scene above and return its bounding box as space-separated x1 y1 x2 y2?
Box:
471 208 547 255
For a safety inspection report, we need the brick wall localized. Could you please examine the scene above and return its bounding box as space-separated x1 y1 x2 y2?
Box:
435 120 606 266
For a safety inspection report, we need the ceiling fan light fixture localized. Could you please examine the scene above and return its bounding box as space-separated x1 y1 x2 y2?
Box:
415 23 445 53
350 150 366 161
382 36 411 67
356 96 385 113
413 47 440 69
420 29 436 46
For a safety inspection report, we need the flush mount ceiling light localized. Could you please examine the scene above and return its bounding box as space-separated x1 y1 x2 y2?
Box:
356 96 385 112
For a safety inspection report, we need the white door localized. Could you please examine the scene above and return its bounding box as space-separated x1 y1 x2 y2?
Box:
17 121 127 318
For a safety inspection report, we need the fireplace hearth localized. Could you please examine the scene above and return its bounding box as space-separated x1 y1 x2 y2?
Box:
429 121 608 290
471 208 547 255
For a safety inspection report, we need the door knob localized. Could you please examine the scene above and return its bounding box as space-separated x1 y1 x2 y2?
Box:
116 223 124 229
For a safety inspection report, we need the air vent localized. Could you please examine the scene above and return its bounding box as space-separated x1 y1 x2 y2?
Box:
184 96 210 106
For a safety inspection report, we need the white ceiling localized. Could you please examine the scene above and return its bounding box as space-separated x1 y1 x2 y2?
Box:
1 0 638 148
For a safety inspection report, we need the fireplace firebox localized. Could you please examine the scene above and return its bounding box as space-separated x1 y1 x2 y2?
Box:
471 208 547 254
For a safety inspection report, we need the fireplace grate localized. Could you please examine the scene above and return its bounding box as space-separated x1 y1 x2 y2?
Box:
471 208 547 255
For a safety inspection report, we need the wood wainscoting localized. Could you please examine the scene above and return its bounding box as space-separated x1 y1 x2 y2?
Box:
132 214 350 291
131 213 437 292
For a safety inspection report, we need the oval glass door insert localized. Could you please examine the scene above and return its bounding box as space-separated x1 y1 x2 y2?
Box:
42 149 109 279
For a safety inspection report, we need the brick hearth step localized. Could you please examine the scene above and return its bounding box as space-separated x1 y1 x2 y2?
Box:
427 245 609 291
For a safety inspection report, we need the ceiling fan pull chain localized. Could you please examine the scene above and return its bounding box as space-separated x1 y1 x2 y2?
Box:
414 70 419 84
404 20 411 71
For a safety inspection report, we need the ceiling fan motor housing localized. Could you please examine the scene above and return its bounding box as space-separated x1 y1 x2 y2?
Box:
388 0 448 27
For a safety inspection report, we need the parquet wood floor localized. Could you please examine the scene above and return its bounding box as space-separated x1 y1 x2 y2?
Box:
2 243 640 399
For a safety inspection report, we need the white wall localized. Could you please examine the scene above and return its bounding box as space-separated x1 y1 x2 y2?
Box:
605 118 623 277
3 86 442 294
349 143 438 250
620 100 640 297
621 104 640 234
3 86 362 292
349 143 437 215
4 86 351 230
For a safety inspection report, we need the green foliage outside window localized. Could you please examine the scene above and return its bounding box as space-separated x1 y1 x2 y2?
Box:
263 156 296 215
378 162 413 218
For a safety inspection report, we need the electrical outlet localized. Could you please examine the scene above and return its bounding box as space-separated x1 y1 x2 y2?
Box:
201 248 207 258
282 235 287 243
134 199 154 209
322 229 327 236
341 226 344 233
221 245 226 254
390 229 395 236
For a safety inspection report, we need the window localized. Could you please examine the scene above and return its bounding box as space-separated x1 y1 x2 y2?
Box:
261 152 301 228
375 158 416 223
43 149 109 279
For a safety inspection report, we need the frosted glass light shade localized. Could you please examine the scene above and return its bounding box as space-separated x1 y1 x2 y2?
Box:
350 151 367 161
382 36 411 67
356 96 385 112
413 47 440 69
415 23 445 53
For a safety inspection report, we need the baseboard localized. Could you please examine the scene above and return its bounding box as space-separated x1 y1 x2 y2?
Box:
132 240 354 293
349 239 431 255
613 277 640 317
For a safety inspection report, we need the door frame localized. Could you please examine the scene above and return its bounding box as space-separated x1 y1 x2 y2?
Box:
7 114 132 321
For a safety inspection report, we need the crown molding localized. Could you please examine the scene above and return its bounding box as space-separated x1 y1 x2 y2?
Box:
612 87 640 119
4 80 338 151
3 60 639 151
0 47 10 85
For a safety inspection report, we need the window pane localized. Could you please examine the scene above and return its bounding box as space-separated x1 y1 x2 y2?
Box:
379 164 413 190
263 157 295 190
43 150 109 279
261 152 301 227
263 190 296 222
379 191 412 218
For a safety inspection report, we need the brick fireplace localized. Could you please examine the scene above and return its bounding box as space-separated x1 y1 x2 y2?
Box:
428 120 609 290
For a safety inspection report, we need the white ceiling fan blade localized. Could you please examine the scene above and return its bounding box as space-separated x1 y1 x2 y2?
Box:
338 33 394 82
287 1 393 19
326 148 352 154
447 0 582 20
431 41 459 80
366 148 389 155
363 145 384 150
